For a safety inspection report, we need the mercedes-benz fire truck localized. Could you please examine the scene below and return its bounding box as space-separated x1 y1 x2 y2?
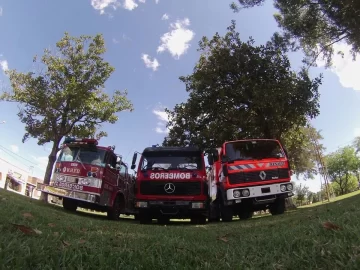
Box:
207 139 294 222
131 145 209 224
37 137 136 220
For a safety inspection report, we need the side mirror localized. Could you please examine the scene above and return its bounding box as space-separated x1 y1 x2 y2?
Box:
131 153 137 169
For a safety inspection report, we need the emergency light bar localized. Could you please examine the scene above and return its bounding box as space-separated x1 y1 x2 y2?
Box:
64 137 98 145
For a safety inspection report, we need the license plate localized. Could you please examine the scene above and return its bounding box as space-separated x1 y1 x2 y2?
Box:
261 187 270 193
53 181 84 191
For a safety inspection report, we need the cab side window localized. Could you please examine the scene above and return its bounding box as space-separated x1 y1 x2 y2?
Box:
120 165 128 176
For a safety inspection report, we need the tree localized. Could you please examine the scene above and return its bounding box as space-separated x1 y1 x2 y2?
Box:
331 175 358 196
282 124 325 179
325 146 360 195
294 183 309 206
163 21 322 164
231 0 360 67
0 33 133 201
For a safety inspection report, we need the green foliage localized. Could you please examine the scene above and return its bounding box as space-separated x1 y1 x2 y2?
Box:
325 146 360 195
163 21 322 177
282 124 325 179
231 0 360 67
0 32 133 188
331 175 358 196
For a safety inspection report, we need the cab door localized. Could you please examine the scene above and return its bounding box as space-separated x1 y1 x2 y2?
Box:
103 153 119 189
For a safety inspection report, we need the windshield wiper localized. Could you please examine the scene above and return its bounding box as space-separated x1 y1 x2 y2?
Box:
151 166 169 171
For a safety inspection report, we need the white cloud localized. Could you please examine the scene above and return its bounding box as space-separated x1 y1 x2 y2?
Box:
112 38 120 44
0 60 8 72
91 0 120 14
161 13 169 20
157 18 195 59
141 54 160 71
317 43 360 91
153 105 171 134
0 7 3 16
123 0 138 10
155 0 159 3
10 145 19 154
139 0 146 3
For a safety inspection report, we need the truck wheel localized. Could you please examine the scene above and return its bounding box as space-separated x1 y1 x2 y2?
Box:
158 217 170 225
62 198 77 212
107 195 123 221
270 198 285 215
220 204 233 222
190 215 207 225
208 202 221 222
238 209 253 220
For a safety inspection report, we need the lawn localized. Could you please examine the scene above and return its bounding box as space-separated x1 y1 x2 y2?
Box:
1 190 360 270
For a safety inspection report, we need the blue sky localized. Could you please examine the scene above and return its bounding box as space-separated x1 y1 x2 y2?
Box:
0 0 360 192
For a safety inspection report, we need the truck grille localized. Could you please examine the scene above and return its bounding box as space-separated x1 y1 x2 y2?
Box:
228 169 289 185
139 181 202 196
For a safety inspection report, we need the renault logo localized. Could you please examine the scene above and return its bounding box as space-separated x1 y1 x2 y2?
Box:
164 183 176 194
259 171 266 180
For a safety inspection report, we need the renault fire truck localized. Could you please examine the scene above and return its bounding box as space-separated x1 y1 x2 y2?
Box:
206 139 294 222
37 137 136 220
131 145 209 224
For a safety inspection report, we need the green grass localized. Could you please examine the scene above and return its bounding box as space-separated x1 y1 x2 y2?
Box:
299 190 360 208
1 190 360 270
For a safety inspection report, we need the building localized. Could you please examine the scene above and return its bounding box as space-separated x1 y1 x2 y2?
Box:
0 157 43 199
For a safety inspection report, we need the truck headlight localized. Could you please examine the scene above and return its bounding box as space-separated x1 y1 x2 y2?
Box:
287 183 293 191
241 189 250 197
191 202 204 209
78 178 90 185
136 201 148 208
280 185 286 192
233 190 241 198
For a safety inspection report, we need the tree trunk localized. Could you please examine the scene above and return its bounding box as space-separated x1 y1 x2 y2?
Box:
40 139 61 202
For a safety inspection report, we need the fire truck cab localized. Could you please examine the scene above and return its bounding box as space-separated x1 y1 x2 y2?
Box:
131 145 209 225
36 137 136 220
207 139 294 222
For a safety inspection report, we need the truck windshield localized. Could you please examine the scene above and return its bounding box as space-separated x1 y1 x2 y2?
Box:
225 140 285 161
140 152 203 170
57 146 107 167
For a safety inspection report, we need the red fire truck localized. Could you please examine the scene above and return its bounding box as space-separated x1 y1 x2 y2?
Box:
37 137 136 220
131 145 209 224
206 139 294 222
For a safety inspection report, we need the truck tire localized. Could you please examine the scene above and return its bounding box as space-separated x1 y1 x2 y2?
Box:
270 198 285 215
220 204 233 222
107 195 123 221
208 201 221 222
62 198 77 212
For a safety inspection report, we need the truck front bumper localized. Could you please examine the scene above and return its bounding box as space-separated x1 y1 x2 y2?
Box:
225 182 294 203
36 183 98 204
135 200 208 218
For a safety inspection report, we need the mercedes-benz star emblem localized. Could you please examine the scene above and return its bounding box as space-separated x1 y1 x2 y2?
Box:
164 183 176 194
259 171 266 180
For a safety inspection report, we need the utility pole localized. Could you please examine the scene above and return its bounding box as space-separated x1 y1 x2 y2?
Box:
307 122 331 202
